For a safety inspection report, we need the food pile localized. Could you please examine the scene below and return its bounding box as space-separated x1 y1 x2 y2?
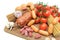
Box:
6 2 60 39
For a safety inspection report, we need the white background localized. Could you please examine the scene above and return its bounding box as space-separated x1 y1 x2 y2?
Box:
0 0 60 40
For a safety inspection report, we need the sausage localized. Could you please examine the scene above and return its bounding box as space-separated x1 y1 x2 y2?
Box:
25 27 33 32
27 20 35 26
35 33 41 39
16 12 32 27
39 30 49 36
48 24 54 34
21 30 25 35
29 32 32 37
31 25 39 32
20 28 24 32
24 26 28 29
24 30 28 36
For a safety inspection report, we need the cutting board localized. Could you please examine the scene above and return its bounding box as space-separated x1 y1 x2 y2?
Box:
4 26 60 40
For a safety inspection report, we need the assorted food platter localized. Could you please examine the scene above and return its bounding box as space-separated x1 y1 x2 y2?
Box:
4 2 60 40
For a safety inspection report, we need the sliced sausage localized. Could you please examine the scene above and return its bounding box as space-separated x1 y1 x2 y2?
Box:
21 30 25 35
35 33 41 39
26 27 33 32
29 32 32 37
20 28 24 32
24 30 28 36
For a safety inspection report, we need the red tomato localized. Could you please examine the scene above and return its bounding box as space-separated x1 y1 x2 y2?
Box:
35 18 40 23
43 10 51 17
36 4 43 9
51 13 56 17
58 19 60 23
44 5 50 10
49 8 54 13
39 23 48 30
51 6 58 13
41 18 47 23
36 12 42 17
58 13 60 17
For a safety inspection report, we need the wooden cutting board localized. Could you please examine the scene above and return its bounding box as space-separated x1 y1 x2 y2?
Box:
4 26 60 40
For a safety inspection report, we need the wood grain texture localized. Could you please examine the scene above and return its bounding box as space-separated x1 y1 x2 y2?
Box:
4 26 60 40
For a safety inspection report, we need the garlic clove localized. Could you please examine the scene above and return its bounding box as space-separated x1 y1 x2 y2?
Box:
14 11 22 18
9 22 14 27
6 23 10 28
5 22 14 30
9 22 14 30
10 27 13 30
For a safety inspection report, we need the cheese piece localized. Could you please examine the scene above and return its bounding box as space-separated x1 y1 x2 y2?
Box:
39 30 49 36
31 25 39 32
48 24 54 34
27 20 35 26
32 10 37 19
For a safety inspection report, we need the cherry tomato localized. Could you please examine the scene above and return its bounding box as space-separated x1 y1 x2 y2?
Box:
36 4 43 9
51 6 58 13
36 12 42 17
35 18 40 23
49 8 54 13
34 4 39 8
51 13 57 17
43 10 51 17
44 5 50 10
58 19 60 23
58 13 60 17
41 18 47 23
39 23 48 30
